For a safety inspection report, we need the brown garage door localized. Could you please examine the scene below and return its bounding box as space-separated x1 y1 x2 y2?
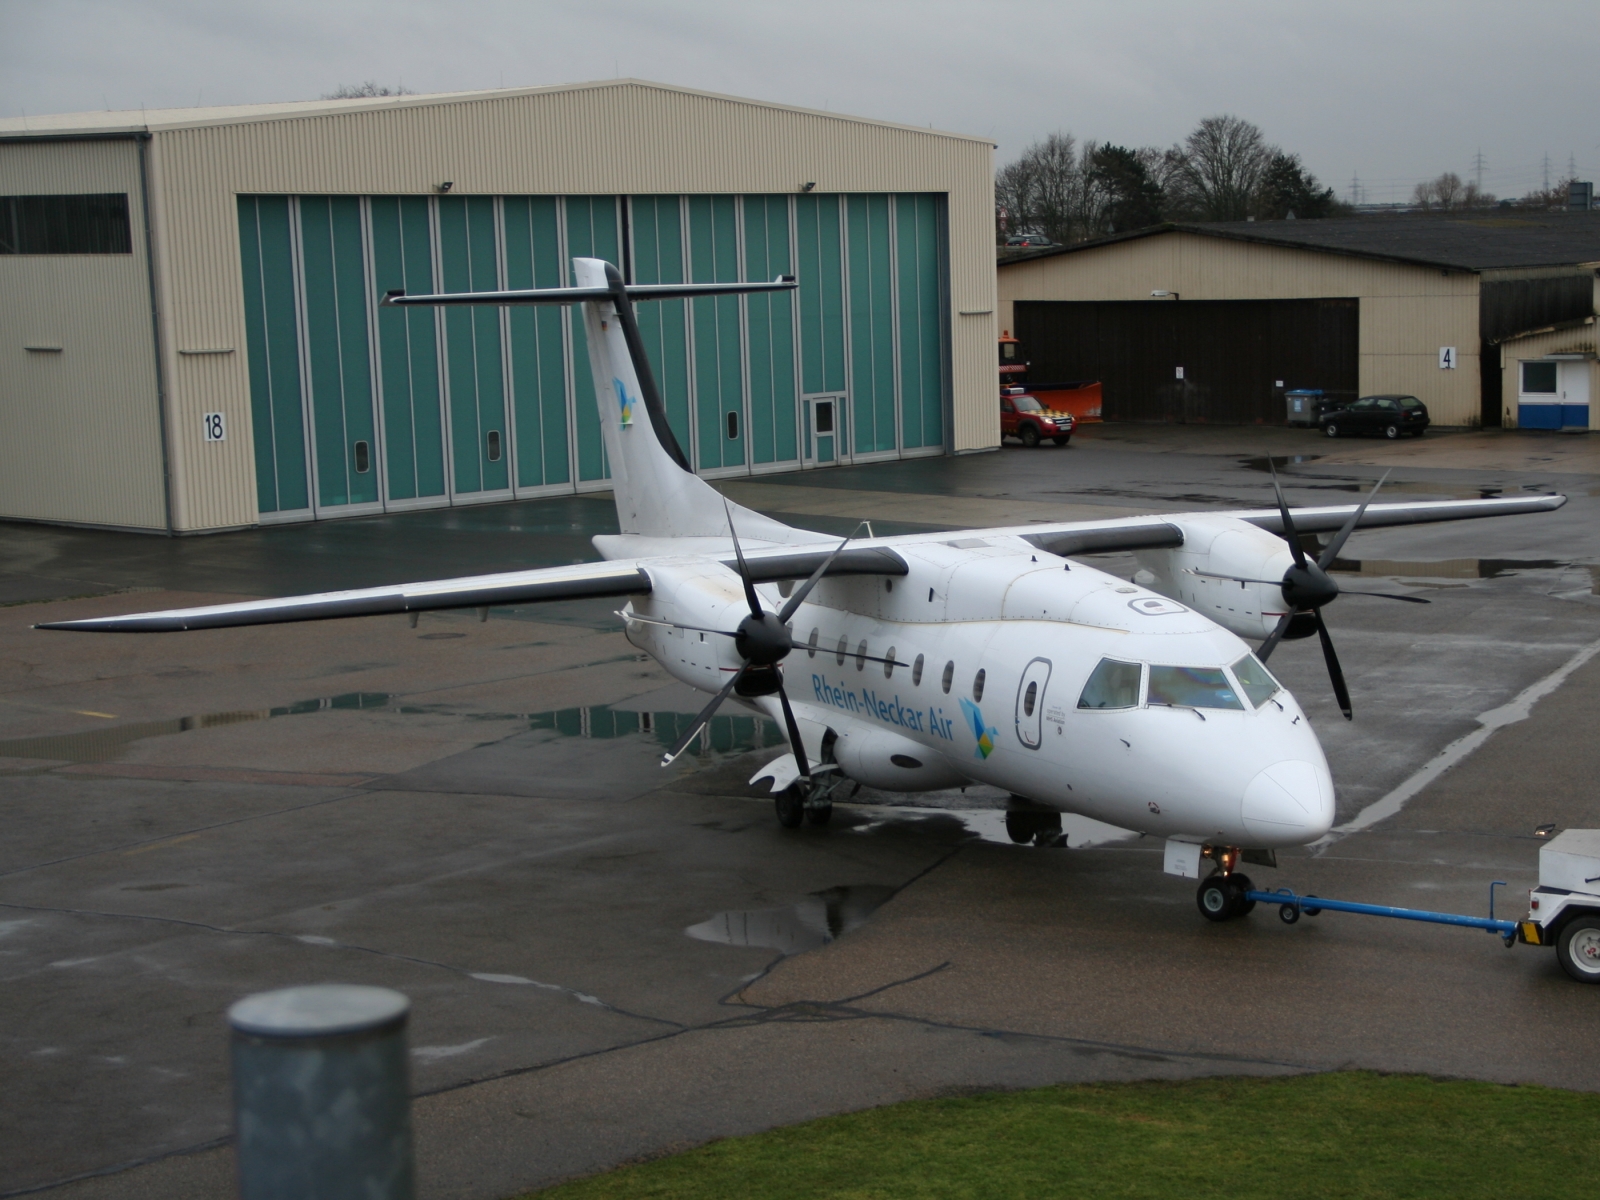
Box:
1014 298 1358 423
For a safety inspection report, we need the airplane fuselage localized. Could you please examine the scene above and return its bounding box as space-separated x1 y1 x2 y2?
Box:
624 530 1335 849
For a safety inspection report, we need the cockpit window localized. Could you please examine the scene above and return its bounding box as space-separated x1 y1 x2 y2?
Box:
1231 654 1280 708
1147 665 1244 711
1077 658 1142 709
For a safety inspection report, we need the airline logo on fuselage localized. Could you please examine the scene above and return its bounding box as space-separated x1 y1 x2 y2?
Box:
811 673 957 742
959 697 998 758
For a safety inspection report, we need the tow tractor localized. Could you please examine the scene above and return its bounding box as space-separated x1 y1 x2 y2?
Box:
1185 830 1600 984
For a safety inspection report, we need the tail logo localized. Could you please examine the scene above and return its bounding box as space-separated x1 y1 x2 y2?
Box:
959 698 997 759
612 378 634 427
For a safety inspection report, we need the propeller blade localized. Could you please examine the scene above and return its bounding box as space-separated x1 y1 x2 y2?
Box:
722 499 764 620
1258 611 1295 662
661 665 747 766
777 521 870 625
1317 470 1391 570
1339 588 1431 604
775 678 812 779
1314 609 1353 720
1268 458 1308 570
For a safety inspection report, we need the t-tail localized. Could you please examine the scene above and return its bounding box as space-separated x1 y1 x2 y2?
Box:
384 260 814 550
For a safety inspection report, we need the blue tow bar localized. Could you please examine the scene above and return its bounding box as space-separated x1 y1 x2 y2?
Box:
1244 881 1520 947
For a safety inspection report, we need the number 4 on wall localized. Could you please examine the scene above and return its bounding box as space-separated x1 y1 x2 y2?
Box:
1438 346 1456 369
202 412 226 442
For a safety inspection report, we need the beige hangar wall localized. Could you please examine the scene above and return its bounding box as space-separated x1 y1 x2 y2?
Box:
0 139 168 529
998 232 1483 426
131 81 997 530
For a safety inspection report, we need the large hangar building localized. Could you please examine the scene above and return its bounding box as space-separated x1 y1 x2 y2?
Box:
998 215 1600 430
0 81 996 533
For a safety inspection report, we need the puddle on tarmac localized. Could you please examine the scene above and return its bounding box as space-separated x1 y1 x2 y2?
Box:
686 885 897 955
0 691 783 764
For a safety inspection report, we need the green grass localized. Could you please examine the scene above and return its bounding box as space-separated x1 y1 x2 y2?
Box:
528 1072 1598 1199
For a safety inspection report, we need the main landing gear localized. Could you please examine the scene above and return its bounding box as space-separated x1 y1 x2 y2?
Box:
1194 846 1257 922
774 769 853 829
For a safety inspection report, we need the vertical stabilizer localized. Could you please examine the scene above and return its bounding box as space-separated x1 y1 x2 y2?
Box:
571 258 812 545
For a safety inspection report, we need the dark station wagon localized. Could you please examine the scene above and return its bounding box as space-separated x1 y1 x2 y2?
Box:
1318 394 1430 439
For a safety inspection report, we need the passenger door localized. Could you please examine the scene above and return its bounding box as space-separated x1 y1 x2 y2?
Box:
1014 657 1053 749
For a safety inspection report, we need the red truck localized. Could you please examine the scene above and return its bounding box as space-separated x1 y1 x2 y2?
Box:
1001 387 1075 446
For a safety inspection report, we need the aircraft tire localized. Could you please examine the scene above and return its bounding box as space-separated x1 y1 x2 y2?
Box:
805 802 833 827
775 785 805 828
1196 876 1237 922
1228 873 1256 915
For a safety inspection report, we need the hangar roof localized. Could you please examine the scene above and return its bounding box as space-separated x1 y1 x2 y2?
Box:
0 78 992 146
1001 213 1600 273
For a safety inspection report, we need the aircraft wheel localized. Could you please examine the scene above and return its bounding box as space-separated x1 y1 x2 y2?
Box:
774 785 805 828
1228 873 1256 915
1019 424 1041 448
1556 916 1600 983
1052 435 1071 446
805 801 833 827
1196 875 1237 922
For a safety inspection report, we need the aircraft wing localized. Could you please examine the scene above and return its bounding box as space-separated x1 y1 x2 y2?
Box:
35 561 654 633
1011 493 1565 556
33 544 911 634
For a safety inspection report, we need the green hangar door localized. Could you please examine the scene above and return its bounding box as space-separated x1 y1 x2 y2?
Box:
1014 298 1357 424
238 193 949 523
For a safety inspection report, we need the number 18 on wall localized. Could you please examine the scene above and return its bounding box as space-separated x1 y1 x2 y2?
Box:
203 412 226 442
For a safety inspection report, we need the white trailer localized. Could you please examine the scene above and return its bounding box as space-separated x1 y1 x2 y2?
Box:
1523 829 1600 983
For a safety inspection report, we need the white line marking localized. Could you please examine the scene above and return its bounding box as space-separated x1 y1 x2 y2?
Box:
1314 633 1600 849
411 1038 490 1062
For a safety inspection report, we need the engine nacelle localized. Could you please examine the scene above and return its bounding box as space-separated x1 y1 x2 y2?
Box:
1134 516 1295 642
832 723 968 792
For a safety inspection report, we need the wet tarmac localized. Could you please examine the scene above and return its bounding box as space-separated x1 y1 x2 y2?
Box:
4 423 1600 1199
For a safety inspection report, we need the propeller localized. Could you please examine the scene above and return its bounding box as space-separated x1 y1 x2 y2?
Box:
1194 465 1430 721
658 507 870 776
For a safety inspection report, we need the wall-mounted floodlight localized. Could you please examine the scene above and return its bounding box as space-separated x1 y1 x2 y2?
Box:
1151 289 1179 300
437 181 454 193
801 182 816 192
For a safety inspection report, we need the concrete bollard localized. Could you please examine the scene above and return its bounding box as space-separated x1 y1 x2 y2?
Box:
229 984 415 1200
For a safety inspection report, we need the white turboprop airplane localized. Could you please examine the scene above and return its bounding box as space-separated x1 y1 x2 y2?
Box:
42 259 1565 922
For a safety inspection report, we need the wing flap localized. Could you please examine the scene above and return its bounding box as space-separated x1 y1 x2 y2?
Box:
36 563 652 633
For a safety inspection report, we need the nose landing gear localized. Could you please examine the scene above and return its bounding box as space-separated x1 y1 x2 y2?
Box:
774 768 852 828
1195 846 1256 922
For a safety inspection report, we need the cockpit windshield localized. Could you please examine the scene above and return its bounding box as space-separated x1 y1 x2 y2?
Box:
1077 657 1141 709
1147 665 1243 711
1230 654 1280 708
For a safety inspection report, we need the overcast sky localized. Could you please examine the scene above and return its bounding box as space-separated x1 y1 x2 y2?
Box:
5 0 1597 205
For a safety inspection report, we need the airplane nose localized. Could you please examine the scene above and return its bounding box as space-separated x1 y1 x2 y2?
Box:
1241 760 1334 843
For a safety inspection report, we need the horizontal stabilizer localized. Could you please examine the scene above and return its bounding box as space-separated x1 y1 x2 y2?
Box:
36 563 651 633
383 277 797 308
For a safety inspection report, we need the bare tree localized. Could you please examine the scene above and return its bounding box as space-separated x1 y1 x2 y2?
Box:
1176 115 1271 221
322 82 414 100
995 133 1090 243
1412 171 1496 211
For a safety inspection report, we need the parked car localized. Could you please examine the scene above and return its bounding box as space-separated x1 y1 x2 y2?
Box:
1001 389 1074 446
1318 394 1430 439
1004 233 1056 248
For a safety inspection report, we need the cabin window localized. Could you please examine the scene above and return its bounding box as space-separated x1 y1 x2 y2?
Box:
884 647 897 678
1078 658 1142 710
912 653 925 686
1147 665 1244 711
972 669 986 702
855 640 868 671
941 660 954 694
836 636 848 666
807 628 819 658
1230 654 1280 708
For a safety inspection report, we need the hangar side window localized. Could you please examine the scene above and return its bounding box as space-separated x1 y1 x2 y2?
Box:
0 194 132 255
1077 658 1142 710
